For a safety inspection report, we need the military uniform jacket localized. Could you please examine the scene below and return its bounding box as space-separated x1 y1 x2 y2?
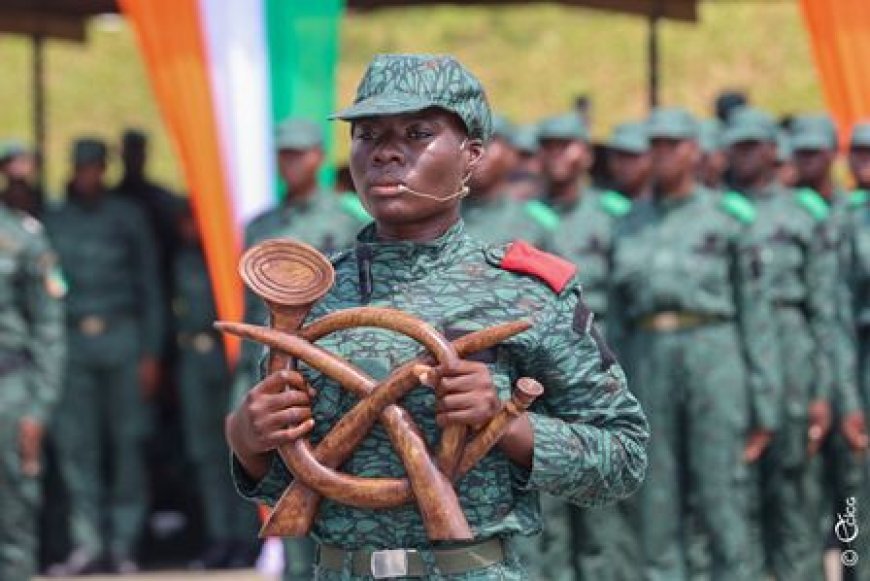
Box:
460 195 552 249
609 187 780 430
44 193 164 356
0 206 65 422
233 221 649 549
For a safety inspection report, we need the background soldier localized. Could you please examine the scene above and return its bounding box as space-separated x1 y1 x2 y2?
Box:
609 107 779 580
0 194 64 579
0 141 43 217
44 138 164 575
697 119 727 190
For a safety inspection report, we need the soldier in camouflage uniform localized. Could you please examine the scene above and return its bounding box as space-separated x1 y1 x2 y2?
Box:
609 107 779 580
0 197 64 580
503 124 544 203
775 131 798 189
0 141 43 217
44 139 164 575
726 107 835 580
226 53 649 581
606 122 651 201
232 118 364 580
831 123 870 581
171 202 260 569
462 116 550 247
696 119 727 191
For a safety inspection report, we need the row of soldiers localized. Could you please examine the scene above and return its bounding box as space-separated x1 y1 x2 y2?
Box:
0 98 868 581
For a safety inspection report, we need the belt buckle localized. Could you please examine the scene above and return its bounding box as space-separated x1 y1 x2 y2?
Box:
371 549 414 579
80 315 106 337
655 312 679 332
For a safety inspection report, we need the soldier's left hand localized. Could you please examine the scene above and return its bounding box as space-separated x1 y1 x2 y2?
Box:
420 360 500 429
743 429 773 463
807 399 832 456
19 417 44 477
841 411 869 453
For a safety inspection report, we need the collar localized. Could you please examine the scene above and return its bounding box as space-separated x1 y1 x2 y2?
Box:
653 185 700 211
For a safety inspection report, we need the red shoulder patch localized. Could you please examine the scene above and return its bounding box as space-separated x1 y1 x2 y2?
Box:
499 240 577 293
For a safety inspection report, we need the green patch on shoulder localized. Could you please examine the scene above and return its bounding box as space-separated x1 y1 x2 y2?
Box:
794 187 830 221
849 189 869 208
720 191 757 224
339 193 372 224
523 200 561 232
599 190 632 217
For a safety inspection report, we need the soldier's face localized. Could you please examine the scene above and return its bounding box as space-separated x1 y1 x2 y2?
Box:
607 150 650 195
794 149 835 185
72 163 106 194
650 137 697 187
469 137 516 191
278 148 323 196
849 146 870 186
349 109 483 227
697 150 727 186
540 139 590 184
729 140 775 185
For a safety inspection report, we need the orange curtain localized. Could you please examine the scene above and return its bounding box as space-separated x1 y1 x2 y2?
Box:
119 0 241 360
800 0 870 146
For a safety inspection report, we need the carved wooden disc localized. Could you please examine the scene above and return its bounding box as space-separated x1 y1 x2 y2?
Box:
240 239 335 307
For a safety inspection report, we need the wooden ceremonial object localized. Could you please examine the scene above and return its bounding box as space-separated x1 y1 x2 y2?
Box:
224 238 543 541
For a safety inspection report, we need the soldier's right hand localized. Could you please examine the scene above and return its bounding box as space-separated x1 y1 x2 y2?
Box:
226 370 315 467
841 411 869 453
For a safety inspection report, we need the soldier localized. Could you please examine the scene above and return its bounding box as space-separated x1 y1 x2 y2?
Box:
605 121 651 201
462 115 551 247
726 107 835 580
232 117 364 580
610 107 778 580
226 53 649 581
775 130 798 189
0 194 64 579
697 119 727 190
44 138 164 575
171 201 260 569
503 124 543 202
0 141 43 217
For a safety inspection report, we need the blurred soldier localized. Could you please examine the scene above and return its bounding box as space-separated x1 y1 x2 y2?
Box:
697 119 727 190
0 141 43 217
727 107 834 580
606 121 651 200
44 138 164 575
504 124 544 201
0 193 64 579
775 131 798 189
610 107 778 580
172 202 260 569
232 118 362 581
714 90 748 124
462 115 551 247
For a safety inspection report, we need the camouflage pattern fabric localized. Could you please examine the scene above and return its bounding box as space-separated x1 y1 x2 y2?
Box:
231 220 649 579
460 196 551 248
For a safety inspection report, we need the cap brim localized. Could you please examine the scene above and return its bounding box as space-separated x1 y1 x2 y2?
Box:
724 127 773 146
607 139 647 154
330 94 436 121
791 135 833 151
647 127 695 140
851 138 870 149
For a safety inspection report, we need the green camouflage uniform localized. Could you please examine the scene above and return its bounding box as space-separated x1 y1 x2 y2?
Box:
232 119 365 580
44 139 164 562
0 205 64 580
725 109 834 580
232 54 649 581
609 108 779 581
232 221 649 580
173 237 260 553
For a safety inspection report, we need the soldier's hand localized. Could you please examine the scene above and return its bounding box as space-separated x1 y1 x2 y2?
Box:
841 411 869 453
19 417 44 477
420 360 500 429
807 399 832 456
138 356 161 400
743 429 773 463
227 369 315 462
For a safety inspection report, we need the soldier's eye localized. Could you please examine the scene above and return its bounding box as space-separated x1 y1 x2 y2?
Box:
407 126 434 139
353 127 376 141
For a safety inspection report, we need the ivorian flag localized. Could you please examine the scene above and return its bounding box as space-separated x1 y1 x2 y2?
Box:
119 0 345 359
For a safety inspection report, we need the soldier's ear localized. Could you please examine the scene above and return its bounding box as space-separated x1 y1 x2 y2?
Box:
465 138 485 173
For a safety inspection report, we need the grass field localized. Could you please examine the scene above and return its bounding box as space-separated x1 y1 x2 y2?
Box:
0 2 822 193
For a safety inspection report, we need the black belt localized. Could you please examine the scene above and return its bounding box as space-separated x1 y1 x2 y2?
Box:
317 538 505 578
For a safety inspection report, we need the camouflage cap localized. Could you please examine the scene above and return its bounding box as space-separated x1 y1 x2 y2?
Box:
647 107 697 140
776 130 793 162
850 122 870 149
607 122 648 154
71 137 108 165
724 107 778 145
511 124 539 154
332 54 492 140
275 117 323 151
0 139 28 164
537 113 588 142
791 114 837 151
491 114 516 142
698 120 725 152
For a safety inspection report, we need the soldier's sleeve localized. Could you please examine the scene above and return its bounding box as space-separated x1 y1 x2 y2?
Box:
20 231 65 423
230 452 293 505
128 206 165 356
514 282 649 507
833 215 864 415
804 220 837 401
732 228 781 431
